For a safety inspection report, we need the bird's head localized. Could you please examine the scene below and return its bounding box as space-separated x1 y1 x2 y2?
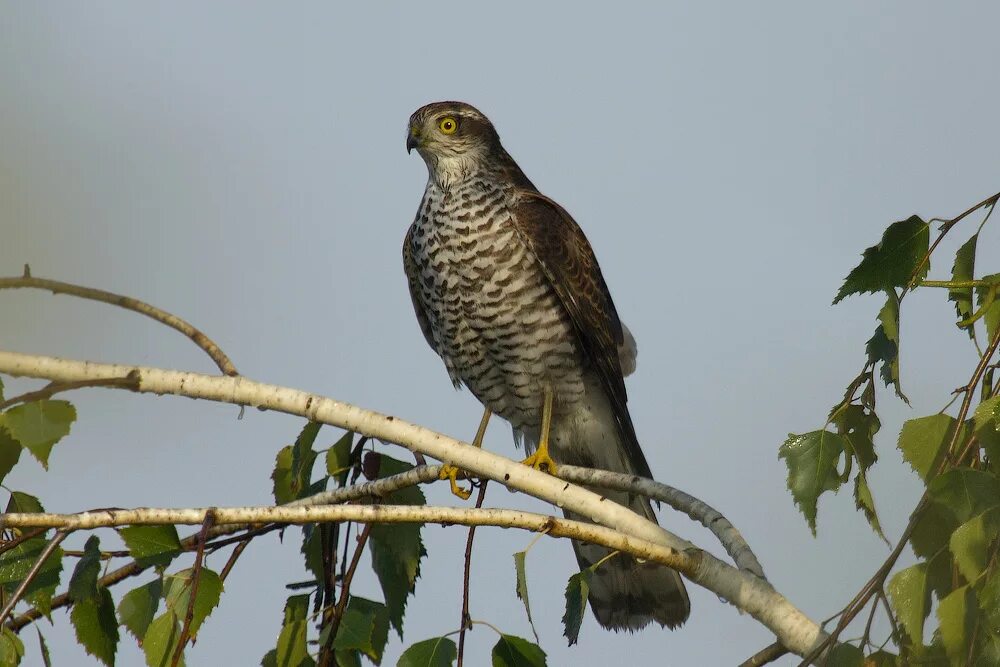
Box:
407 101 502 186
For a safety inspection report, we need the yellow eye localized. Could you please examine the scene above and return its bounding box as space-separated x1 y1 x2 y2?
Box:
438 117 458 134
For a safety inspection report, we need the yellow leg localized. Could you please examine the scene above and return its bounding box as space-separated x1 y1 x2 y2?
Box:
440 407 491 500
521 384 558 474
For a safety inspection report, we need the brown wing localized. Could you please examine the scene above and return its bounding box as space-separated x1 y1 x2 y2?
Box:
402 224 437 351
509 191 653 481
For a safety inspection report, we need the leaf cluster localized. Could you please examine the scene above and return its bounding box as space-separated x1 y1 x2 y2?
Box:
780 195 1000 664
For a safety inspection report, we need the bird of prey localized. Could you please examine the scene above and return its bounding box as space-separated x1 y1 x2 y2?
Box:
402 101 689 631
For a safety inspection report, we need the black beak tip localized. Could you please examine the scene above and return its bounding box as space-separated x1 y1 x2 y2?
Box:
406 135 418 154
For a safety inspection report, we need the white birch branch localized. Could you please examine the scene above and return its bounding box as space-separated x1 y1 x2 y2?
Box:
0 349 829 660
0 505 694 572
556 465 767 579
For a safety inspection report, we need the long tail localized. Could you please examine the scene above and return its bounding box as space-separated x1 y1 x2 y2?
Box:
524 378 690 631
564 491 689 630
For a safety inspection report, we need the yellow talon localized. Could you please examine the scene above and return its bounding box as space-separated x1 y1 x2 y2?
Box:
521 447 558 474
439 464 472 500
440 407 492 501
521 384 558 474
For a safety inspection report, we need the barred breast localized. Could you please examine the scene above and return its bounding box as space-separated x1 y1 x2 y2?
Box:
407 177 586 433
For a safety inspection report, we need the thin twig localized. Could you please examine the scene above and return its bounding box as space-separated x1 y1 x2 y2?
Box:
0 270 238 376
0 530 68 626
904 191 1000 295
739 641 788 667
319 524 371 667
457 481 488 667
0 375 140 410
61 549 130 559
860 591 880 649
950 325 1000 466
172 511 215 667
218 539 250 583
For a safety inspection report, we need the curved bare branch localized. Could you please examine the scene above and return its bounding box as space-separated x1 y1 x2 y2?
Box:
0 271 237 376
556 465 767 579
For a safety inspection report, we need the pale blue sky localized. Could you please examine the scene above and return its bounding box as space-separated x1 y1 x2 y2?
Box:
2 3 999 665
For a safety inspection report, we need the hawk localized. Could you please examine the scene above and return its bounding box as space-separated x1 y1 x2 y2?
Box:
403 101 690 631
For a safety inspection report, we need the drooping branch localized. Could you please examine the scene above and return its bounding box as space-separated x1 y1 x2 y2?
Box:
0 350 831 660
0 270 238 376
556 465 766 579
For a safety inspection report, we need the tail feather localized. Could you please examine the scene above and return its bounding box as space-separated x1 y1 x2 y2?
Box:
566 494 689 631
521 372 690 632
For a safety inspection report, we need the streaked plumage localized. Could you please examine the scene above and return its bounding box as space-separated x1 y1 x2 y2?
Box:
403 101 689 631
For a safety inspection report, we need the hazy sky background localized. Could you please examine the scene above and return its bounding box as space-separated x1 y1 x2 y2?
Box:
2 3 999 665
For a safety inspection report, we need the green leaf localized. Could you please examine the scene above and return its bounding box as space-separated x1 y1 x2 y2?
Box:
863 650 899 666
299 524 325 588
0 628 24 666
778 430 847 534
0 400 76 469
980 568 1000 625
825 642 863 667
866 293 907 401
949 506 1000 581
981 422 1000 474
334 650 361 667
974 395 1000 432
326 431 354 487
888 563 931 645
853 472 888 543
0 428 22 485
370 532 422 639
929 468 1000 524
272 421 322 504
897 415 955 482
332 596 389 664
0 534 63 617
69 535 102 602
397 637 458 667
832 404 880 470
118 578 163 641
35 628 51 667
372 455 427 506
834 215 930 303
142 611 183 667
291 421 321 490
369 455 426 637
274 595 311 667
938 585 977 664
513 550 539 642
5 491 43 514
70 587 119 666
162 568 224 639
950 234 978 338
118 525 182 569
562 569 591 646
491 634 547 667
910 502 958 561
975 273 1000 342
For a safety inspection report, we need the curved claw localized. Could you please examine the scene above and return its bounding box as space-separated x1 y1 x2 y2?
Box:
439 464 473 500
520 448 558 475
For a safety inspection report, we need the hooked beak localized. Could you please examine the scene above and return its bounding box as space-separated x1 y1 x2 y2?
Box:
406 125 420 153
